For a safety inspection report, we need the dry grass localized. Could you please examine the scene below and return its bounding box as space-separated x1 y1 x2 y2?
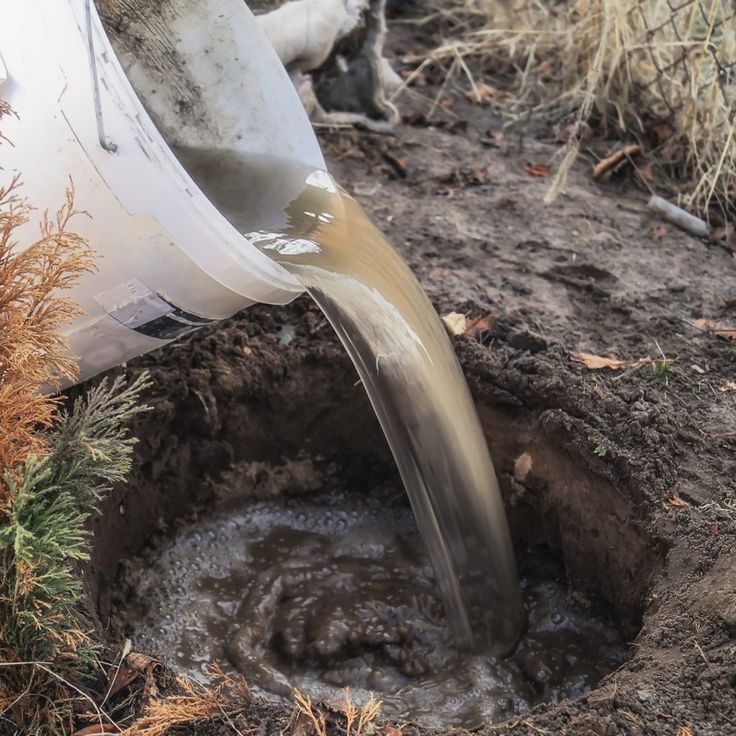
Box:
295 689 328 736
294 687 383 736
337 688 382 736
427 0 736 219
120 675 231 736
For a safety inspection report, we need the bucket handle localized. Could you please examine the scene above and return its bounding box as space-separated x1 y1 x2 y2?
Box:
84 0 118 153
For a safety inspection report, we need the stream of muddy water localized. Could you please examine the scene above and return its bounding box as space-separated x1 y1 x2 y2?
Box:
176 148 524 653
132 151 625 726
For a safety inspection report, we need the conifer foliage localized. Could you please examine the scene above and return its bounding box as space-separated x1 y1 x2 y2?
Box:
0 166 94 495
0 103 152 733
0 375 150 733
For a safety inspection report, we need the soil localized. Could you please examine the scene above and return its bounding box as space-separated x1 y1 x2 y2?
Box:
83 6 736 736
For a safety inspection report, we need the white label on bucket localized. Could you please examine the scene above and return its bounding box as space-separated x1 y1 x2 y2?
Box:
94 279 172 329
0 54 7 89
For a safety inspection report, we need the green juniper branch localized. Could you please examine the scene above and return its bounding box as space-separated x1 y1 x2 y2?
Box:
0 373 151 732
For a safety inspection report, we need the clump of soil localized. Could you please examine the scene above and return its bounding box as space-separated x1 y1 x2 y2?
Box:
126 489 625 730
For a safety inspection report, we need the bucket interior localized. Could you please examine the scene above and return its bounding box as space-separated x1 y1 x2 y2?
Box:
95 0 323 182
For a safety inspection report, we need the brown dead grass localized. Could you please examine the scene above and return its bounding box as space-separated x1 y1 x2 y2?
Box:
338 688 382 736
428 0 736 219
119 676 230 736
294 687 383 736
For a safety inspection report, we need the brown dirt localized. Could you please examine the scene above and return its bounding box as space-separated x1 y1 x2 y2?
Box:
83 7 736 736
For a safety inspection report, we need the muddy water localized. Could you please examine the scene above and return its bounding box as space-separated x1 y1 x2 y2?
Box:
176 148 523 653
129 490 626 729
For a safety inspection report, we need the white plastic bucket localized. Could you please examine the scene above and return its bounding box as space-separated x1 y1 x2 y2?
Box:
0 0 325 384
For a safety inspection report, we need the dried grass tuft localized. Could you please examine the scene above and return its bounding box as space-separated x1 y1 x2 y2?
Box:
429 0 736 218
294 687 383 736
295 689 328 736
120 675 230 736
338 688 382 736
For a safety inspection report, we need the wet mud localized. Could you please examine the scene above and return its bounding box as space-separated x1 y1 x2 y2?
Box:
127 490 625 729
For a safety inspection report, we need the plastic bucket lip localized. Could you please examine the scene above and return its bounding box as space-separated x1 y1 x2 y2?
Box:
67 0 325 303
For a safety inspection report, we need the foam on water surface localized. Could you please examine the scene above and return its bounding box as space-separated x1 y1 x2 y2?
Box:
129 491 626 729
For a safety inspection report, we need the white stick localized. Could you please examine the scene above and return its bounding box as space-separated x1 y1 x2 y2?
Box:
647 194 711 239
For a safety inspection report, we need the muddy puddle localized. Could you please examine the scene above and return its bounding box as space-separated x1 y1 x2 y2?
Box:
127 487 626 730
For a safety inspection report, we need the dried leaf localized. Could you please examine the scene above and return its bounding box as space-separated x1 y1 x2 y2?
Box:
465 82 511 104
721 380 736 394
442 311 497 339
524 163 551 178
554 121 592 143
469 166 489 185
438 167 489 188
572 352 651 370
675 726 693 736
690 318 736 342
141 659 160 702
441 312 467 337
669 494 689 507
486 130 504 143
106 651 158 700
593 144 642 179
514 452 533 481
450 119 469 135
465 313 496 338
382 152 408 179
383 727 404 736
712 223 736 253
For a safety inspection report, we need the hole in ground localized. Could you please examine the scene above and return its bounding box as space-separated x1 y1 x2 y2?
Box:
85 334 660 729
